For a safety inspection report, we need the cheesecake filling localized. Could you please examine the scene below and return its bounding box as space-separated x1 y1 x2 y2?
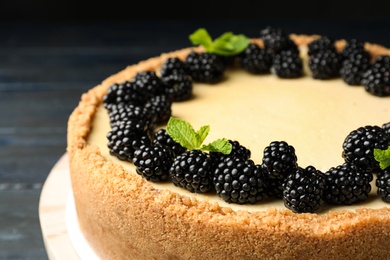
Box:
88 68 390 213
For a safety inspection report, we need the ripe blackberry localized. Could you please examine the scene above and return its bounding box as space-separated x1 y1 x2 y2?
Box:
259 26 291 54
169 150 214 193
342 125 390 173
283 166 326 213
106 123 151 162
153 129 186 157
382 122 390 136
213 157 267 204
341 38 366 59
307 36 336 56
261 141 298 198
184 51 225 83
238 43 273 74
308 49 342 79
107 103 146 126
339 49 371 85
143 95 172 125
133 144 174 182
323 162 373 205
376 168 390 202
161 72 193 101
361 55 390 97
103 81 146 108
130 71 164 99
160 57 187 77
210 139 251 164
271 49 303 78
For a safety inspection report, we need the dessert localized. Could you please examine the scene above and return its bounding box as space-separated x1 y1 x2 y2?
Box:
67 27 390 259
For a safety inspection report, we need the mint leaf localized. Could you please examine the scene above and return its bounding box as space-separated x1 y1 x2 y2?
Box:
166 117 232 154
166 117 199 150
374 146 390 170
196 125 210 146
201 138 232 154
189 28 249 56
189 28 214 51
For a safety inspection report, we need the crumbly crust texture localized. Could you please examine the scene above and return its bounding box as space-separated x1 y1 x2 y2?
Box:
67 35 390 259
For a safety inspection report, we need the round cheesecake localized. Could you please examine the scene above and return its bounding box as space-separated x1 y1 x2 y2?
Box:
67 33 390 259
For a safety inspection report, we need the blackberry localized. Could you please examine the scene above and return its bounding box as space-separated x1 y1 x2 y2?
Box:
308 49 342 79
184 51 225 83
133 144 174 182
107 103 146 126
161 72 193 101
153 129 186 157
271 49 303 78
238 43 273 74
307 36 336 56
323 162 373 205
106 123 151 162
213 157 267 204
342 38 366 59
261 141 298 198
342 125 390 173
361 55 390 97
259 26 291 54
210 139 251 164
160 57 187 77
339 49 371 85
376 168 390 202
382 122 390 136
169 150 214 193
283 166 326 213
103 81 146 108
130 71 164 99
143 95 172 125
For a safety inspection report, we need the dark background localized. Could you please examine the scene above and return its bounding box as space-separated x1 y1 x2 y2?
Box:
1 1 390 259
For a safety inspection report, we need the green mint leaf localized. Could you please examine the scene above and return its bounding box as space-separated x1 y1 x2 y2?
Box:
166 117 199 150
196 125 210 147
213 32 250 56
189 28 214 51
201 138 232 154
189 28 249 56
374 146 390 170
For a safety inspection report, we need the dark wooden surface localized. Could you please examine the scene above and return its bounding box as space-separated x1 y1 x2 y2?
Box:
1 19 390 259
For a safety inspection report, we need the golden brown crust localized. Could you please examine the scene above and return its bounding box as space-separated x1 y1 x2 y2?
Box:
67 35 390 259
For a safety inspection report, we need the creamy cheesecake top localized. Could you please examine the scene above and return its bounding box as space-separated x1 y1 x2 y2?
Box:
88 64 390 213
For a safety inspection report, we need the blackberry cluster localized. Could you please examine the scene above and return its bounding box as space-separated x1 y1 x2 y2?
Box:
184 51 225 83
342 125 390 173
308 37 336 56
169 150 214 193
340 49 371 85
272 49 303 78
376 168 390 202
260 26 296 54
261 141 298 198
160 57 187 77
213 157 267 204
238 43 273 74
283 166 326 213
133 144 174 182
161 72 193 101
153 129 186 157
324 162 373 205
383 122 390 136
143 94 172 125
341 39 366 58
308 49 342 79
361 55 390 97
210 140 251 164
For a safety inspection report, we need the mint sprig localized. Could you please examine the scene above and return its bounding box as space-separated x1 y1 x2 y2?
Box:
166 117 232 155
374 146 390 170
189 28 249 56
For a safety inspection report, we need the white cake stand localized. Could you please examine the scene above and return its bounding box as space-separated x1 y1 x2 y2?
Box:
39 153 99 260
